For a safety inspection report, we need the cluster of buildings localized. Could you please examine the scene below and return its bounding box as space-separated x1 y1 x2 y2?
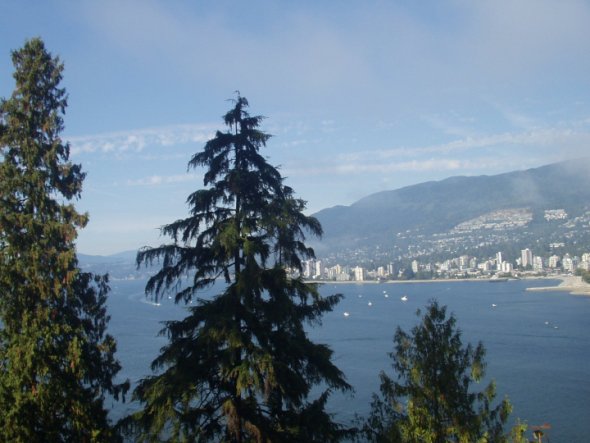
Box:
302 249 590 282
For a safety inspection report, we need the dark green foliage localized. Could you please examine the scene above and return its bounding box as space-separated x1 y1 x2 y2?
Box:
127 95 350 441
364 300 511 443
0 38 128 442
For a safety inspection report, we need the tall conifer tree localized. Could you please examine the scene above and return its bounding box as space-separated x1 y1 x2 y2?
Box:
127 95 350 442
0 38 127 442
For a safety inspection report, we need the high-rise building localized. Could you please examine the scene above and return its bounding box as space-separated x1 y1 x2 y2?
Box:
548 255 560 268
314 260 324 279
533 256 545 272
457 255 469 269
387 263 395 276
562 254 574 272
303 259 314 278
496 252 503 270
521 248 533 268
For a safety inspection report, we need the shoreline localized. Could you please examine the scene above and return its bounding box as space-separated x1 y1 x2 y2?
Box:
524 275 590 295
311 275 590 295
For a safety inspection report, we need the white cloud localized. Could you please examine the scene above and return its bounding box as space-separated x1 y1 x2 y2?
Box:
422 114 477 138
284 125 590 178
126 173 200 187
367 126 590 160
68 124 216 155
288 158 505 177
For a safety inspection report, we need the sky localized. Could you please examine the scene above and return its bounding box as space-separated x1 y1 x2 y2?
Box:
1 0 589 255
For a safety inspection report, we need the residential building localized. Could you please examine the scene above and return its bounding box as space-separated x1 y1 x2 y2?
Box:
353 266 365 281
521 248 533 268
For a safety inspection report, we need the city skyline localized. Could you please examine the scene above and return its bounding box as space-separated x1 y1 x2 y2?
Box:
301 248 589 282
2 1 589 254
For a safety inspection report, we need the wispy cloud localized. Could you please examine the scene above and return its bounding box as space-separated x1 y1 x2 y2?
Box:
422 113 477 138
286 158 503 177
68 124 216 155
357 125 590 160
126 173 200 187
285 125 590 177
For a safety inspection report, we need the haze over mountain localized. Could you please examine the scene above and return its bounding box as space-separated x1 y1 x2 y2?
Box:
79 158 590 272
311 158 590 257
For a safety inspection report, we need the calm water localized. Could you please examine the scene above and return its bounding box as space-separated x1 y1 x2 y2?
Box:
106 278 590 443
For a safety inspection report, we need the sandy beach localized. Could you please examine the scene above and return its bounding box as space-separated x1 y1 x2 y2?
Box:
525 275 590 295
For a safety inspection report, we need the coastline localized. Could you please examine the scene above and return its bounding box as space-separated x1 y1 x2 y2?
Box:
312 278 490 285
525 275 590 295
312 275 590 295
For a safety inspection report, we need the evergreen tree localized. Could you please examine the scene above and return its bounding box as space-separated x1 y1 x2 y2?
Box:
364 300 511 443
0 38 128 442
126 95 351 442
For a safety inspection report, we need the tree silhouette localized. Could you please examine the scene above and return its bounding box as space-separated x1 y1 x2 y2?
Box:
126 95 351 442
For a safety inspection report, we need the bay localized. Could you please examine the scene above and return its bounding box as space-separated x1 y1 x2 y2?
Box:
106 278 590 443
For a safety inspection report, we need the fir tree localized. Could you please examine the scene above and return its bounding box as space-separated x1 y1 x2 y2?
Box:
364 300 511 443
0 38 128 442
126 94 351 442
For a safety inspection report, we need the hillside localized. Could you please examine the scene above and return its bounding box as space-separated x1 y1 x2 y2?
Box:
312 158 590 261
79 158 590 271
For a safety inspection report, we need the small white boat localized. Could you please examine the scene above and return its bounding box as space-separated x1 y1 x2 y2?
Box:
343 312 350 317
368 301 373 307
492 304 497 308
401 295 408 302
384 294 389 298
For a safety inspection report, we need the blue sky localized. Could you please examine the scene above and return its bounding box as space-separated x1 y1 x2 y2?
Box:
2 1 589 255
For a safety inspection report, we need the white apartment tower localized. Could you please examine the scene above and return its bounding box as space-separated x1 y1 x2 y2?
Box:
562 254 575 273
548 255 560 268
314 260 324 279
303 259 314 279
353 266 365 281
496 252 503 270
521 248 533 268
533 256 545 272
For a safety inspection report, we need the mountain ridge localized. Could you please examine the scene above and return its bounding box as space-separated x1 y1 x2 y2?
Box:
311 158 590 257
78 158 590 268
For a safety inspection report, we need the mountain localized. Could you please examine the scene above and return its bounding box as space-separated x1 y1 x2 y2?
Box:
78 250 145 279
80 158 590 270
312 158 590 261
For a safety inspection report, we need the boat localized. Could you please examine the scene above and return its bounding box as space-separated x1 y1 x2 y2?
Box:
343 312 350 317
368 301 373 307
401 295 408 302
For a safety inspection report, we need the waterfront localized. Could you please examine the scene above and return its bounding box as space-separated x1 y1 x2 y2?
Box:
107 278 590 442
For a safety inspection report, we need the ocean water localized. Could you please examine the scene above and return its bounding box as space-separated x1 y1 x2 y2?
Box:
106 278 590 443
